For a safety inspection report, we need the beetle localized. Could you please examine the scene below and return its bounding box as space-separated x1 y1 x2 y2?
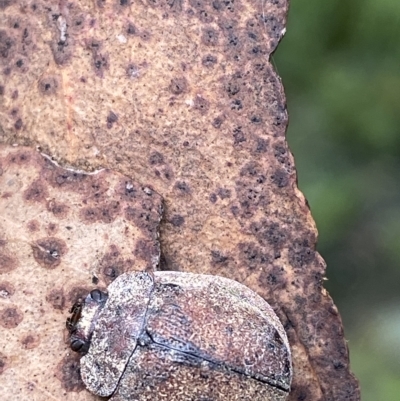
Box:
67 271 292 400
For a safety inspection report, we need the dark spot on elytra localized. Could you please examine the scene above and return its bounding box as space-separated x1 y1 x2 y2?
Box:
11 89 18 99
92 276 99 285
238 242 270 270
201 27 219 46
7 150 30 165
38 76 59 95
24 179 48 203
45 167 87 189
21 333 40 349
211 250 229 265
79 207 99 223
202 54 217 67
46 288 65 310
14 118 22 130
225 80 240 97
47 222 58 235
106 111 118 128
99 201 121 223
169 214 184 227
56 354 85 392
0 282 15 298
149 151 165 165
174 181 191 195
0 253 18 273
0 85 4 95
0 352 7 374
271 169 289 188
27 219 40 232
31 237 67 269
47 200 69 218
0 306 23 329
169 77 188 95
134 238 159 262
289 385 310 401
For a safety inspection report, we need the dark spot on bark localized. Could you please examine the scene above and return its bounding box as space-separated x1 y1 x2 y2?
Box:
47 200 69 218
202 27 219 46
46 288 65 310
170 214 184 227
211 250 228 265
67 287 91 304
0 0 14 9
217 187 231 199
50 37 72 66
259 265 287 291
202 54 217 67
193 95 209 114
127 22 138 35
289 385 310 401
100 245 132 284
56 354 85 392
99 201 121 223
31 237 67 269
238 242 270 270
225 80 240 97
14 118 22 130
0 253 18 273
233 126 246 144
209 193 217 203
120 0 130 6
0 30 14 63
80 207 99 223
174 181 191 195
288 238 316 269
250 221 287 249
254 137 268 153
93 52 109 77
45 167 87 189
140 30 151 41
38 76 59 95
92 276 99 285
0 352 7 375
169 77 188 95
24 179 48 203
15 59 23 68
0 282 15 298
149 151 165 165
212 115 224 128
125 205 158 234
11 89 18 99
27 219 40 232
0 307 23 328
134 238 159 262
106 111 118 128
231 99 243 110
0 85 4 95
271 169 289 188
118 180 138 201
21 333 40 349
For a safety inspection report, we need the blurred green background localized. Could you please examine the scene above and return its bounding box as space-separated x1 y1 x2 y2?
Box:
273 0 400 399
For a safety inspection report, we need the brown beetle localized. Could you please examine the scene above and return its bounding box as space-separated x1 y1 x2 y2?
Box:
67 271 292 400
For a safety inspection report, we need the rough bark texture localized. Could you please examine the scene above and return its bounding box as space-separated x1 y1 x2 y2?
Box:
0 1 360 400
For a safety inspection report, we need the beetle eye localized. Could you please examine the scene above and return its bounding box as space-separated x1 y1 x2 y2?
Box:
90 289 107 302
70 338 88 353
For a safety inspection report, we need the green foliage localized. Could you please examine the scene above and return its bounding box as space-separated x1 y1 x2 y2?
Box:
274 0 400 399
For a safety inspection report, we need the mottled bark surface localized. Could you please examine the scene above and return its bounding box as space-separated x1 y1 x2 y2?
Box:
0 0 359 400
